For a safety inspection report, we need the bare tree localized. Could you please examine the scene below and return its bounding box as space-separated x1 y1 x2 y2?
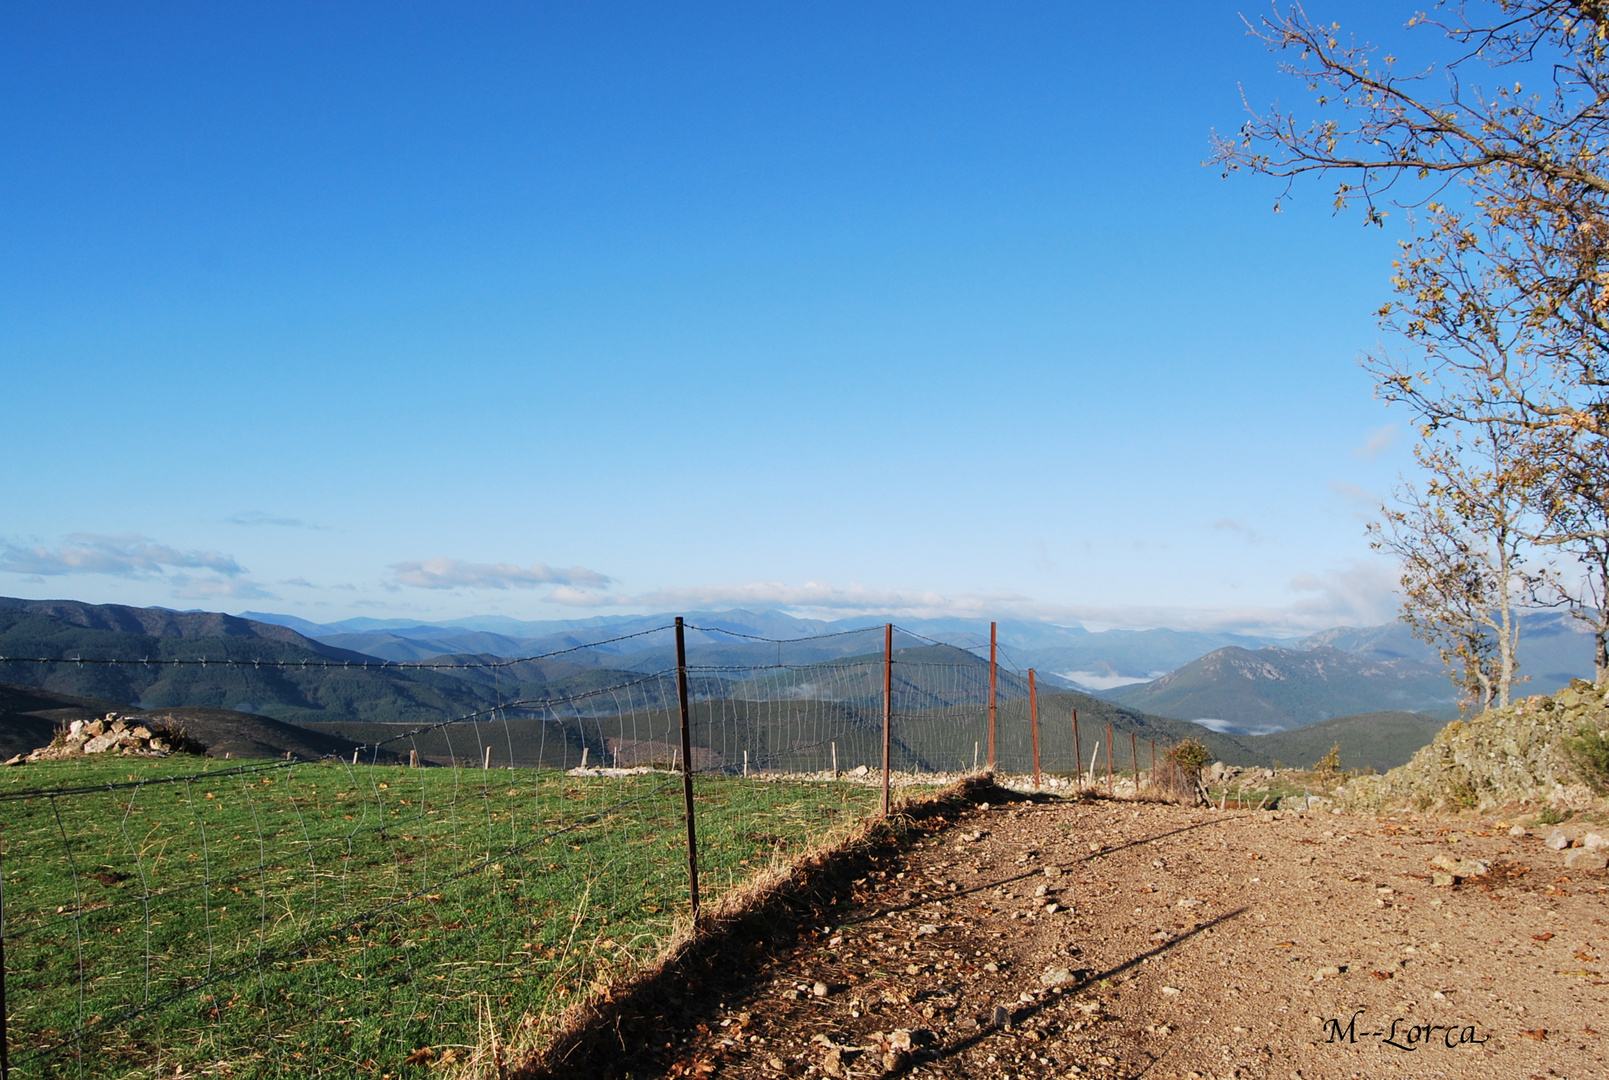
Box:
1217 2 1609 693
1213 3 1609 218
1214 3 1609 435
1534 429 1609 678
1371 419 1543 708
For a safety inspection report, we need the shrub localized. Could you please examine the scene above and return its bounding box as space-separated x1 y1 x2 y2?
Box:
1173 739 1212 776
1311 743 1341 776
1152 741 1209 805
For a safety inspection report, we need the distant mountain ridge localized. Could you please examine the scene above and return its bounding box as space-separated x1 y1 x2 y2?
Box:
0 596 1470 774
1106 644 1458 732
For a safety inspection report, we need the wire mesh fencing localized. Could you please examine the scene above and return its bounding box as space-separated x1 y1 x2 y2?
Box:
0 618 1182 1078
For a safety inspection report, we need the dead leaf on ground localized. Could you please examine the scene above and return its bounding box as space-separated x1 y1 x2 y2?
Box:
1519 1028 1548 1041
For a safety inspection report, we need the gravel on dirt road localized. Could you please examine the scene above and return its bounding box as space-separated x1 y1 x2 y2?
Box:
550 788 1609 1079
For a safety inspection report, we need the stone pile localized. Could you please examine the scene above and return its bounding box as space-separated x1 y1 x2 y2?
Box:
1335 679 1607 815
5 713 198 765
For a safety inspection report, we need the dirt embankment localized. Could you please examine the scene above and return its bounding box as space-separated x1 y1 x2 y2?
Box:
530 788 1608 1080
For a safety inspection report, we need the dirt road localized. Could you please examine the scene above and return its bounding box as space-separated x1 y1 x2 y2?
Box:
544 787 1609 1080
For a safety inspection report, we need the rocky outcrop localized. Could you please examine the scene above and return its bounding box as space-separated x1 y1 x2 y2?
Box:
1334 680 1607 814
5 712 205 765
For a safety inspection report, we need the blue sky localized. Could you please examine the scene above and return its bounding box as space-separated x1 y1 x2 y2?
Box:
1 1 1428 634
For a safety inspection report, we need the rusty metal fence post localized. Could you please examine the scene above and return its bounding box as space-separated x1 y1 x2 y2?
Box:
1071 708 1081 793
674 618 700 920
881 623 893 816
1029 669 1040 789
987 622 997 770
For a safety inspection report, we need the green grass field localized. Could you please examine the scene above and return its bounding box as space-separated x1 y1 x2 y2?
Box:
0 758 887 1078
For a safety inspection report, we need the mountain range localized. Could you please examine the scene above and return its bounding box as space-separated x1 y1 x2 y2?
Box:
0 595 1462 775
6 594 1600 748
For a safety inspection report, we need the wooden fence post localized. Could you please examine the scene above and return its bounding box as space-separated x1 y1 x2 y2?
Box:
674 618 700 920
1105 723 1114 796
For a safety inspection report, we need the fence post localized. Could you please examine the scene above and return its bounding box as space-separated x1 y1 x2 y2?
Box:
881 623 893 817
1071 709 1081 793
1029 669 1040 789
987 621 997 770
674 618 700 921
1 820 9 1080
1130 732 1138 791
1106 723 1114 796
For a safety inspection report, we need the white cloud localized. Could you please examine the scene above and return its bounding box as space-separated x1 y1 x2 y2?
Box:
393 557 613 591
169 575 275 600
224 511 325 529
1327 479 1384 523
1352 423 1400 462
1287 559 1402 628
0 534 245 578
543 568 1406 637
1210 518 1261 543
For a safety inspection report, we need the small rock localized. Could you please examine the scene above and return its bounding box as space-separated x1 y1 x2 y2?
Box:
1042 865 1061 878
82 734 118 754
1563 848 1609 871
1040 966 1075 987
849 765 869 777
1314 966 1341 980
1583 832 1608 852
1160 986 1181 996
812 981 829 998
1044 902 1059 915
821 1047 844 1077
1432 871 1456 887
1428 854 1488 878
129 726 152 740
991 1005 1010 1027
1508 824 1527 838
1544 829 1573 851
917 924 939 935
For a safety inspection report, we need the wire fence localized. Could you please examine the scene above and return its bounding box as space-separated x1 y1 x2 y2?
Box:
0 619 1179 1078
